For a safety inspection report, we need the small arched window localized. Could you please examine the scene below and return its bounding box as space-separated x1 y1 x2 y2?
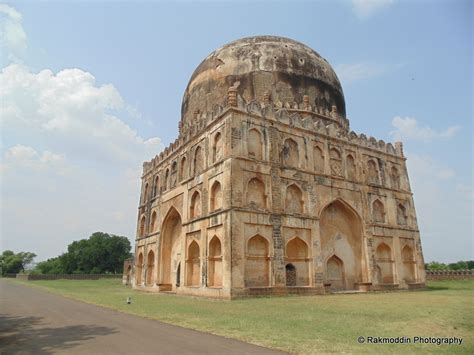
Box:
246 177 266 209
314 146 325 173
285 184 304 214
139 215 146 237
143 183 149 203
329 148 342 176
282 138 299 167
346 154 356 180
372 199 385 223
150 211 157 233
180 156 187 181
190 191 201 218
248 129 263 160
213 132 223 162
390 166 400 190
367 159 379 184
210 181 222 211
397 203 407 225
194 146 204 175
153 175 159 197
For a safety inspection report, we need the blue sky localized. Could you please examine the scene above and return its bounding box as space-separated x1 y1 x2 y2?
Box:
1 0 472 263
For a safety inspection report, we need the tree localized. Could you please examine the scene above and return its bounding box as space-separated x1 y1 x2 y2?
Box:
34 232 131 274
0 250 37 275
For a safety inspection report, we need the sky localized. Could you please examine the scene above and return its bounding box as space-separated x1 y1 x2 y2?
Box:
1 0 472 263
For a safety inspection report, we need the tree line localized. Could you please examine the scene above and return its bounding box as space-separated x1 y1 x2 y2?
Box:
425 260 474 271
1 232 131 275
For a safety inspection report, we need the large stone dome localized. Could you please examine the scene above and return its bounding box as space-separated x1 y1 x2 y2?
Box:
181 35 345 124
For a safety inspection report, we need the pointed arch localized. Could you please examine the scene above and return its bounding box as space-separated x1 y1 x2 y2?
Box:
213 132 223 162
401 245 416 282
143 183 149 203
146 250 155 286
246 177 266 209
180 156 187 181
346 154 356 180
186 240 200 286
194 146 204 175
190 190 201 218
153 175 160 197
390 166 401 190
245 235 270 287
397 203 407 225
139 215 146 237
150 211 157 233
282 138 299 167
320 199 364 290
210 181 222 212
314 145 325 173
163 168 169 191
208 236 222 287
248 128 263 160
326 255 345 291
285 184 304 214
372 199 385 223
367 159 379 184
159 207 183 290
136 251 144 286
375 243 394 284
285 237 310 286
329 148 342 176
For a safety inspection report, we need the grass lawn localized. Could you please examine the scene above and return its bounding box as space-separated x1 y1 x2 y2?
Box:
8 278 473 354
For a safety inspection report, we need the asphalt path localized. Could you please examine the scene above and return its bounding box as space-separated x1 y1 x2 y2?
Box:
0 279 286 354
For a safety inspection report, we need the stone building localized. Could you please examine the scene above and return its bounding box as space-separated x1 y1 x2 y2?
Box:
130 36 426 298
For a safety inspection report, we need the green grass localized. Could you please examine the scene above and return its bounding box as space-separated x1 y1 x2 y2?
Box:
8 278 474 354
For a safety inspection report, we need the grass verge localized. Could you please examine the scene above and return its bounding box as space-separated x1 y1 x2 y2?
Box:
7 278 473 354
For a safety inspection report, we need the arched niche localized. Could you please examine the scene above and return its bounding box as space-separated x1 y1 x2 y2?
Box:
158 208 183 291
246 177 266 209
320 199 365 290
248 128 263 160
401 245 416 283
210 181 222 212
146 250 155 286
208 236 222 287
190 191 201 218
372 199 385 223
136 251 144 286
375 243 394 284
282 138 299 167
285 184 304 214
186 240 200 287
285 237 310 286
244 235 270 287
314 146 325 173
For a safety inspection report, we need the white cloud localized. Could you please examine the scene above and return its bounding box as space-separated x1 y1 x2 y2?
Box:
0 64 161 165
390 116 461 142
352 0 394 19
0 63 163 260
0 3 27 62
335 62 390 84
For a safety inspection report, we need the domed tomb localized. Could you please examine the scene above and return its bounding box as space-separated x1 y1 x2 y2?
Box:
181 36 346 126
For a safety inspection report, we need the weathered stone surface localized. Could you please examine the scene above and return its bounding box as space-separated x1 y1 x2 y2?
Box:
128 36 426 299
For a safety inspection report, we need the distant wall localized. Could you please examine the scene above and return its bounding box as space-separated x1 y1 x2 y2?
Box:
15 274 122 281
425 270 473 280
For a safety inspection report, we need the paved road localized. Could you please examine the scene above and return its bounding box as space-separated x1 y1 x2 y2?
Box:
0 280 285 354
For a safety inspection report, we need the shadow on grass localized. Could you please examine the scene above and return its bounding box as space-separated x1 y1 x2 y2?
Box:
0 314 118 354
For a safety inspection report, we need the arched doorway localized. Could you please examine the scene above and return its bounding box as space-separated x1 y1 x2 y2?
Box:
375 243 394 284
285 237 310 286
136 252 143 286
320 199 365 290
326 255 344 291
159 207 183 291
285 264 296 286
245 235 270 287
208 236 222 287
186 241 200 286
146 250 155 286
